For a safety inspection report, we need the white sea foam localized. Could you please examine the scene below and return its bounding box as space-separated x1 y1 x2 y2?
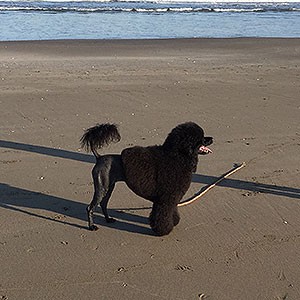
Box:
0 0 299 2
1 1 299 14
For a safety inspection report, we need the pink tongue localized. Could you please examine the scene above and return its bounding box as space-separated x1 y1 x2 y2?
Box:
199 146 213 154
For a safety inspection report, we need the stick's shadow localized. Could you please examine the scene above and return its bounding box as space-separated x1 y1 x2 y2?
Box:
1 140 299 236
191 174 300 200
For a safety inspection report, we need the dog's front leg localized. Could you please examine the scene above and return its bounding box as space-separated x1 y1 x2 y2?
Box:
173 206 180 226
149 201 178 236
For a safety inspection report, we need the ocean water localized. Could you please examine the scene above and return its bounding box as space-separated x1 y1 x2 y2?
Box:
0 1 300 40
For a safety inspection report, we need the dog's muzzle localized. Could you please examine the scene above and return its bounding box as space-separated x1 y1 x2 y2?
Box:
198 136 213 155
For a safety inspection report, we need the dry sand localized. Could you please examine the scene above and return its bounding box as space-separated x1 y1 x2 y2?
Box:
0 38 300 299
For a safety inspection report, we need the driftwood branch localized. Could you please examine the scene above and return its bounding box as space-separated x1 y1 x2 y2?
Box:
178 162 246 207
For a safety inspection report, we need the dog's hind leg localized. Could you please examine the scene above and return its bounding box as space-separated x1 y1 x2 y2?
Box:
87 156 121 230
87 184 115 230
87 162 111 231
100 183 116 223
86 167 102 231
87 191 101 231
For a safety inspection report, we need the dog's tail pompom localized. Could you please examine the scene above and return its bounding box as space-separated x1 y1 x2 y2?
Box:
80 123 121 157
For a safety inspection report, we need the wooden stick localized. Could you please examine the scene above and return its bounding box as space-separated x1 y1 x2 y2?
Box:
178 162 246 207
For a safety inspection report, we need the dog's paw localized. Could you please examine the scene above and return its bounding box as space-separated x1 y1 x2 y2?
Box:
89 225 99 231
106 217 116 223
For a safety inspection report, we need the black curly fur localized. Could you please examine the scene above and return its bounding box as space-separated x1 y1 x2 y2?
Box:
80 123 120 157
81 122 213 236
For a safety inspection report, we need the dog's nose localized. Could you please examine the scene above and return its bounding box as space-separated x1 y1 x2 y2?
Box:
204 136 213 146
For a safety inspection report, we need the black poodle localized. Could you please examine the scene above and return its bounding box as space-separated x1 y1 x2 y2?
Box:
81 122 213 236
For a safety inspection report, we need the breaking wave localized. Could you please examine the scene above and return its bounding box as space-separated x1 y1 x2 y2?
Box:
1 1 300 14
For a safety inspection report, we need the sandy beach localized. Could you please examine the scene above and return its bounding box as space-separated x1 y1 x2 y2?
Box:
1 38 300 299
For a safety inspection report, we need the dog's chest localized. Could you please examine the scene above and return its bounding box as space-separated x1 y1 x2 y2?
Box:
121 146 193 201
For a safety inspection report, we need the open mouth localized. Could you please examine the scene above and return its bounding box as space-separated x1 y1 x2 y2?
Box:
198 145 213 155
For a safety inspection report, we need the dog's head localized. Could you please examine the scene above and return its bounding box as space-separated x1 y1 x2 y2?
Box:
163 122 213 156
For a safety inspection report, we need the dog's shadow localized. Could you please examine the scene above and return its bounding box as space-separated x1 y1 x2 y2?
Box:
1 140 300 236
0 183 153 236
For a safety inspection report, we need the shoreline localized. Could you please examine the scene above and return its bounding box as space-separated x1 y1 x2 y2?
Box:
1 37 299 59
1 37 299 45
